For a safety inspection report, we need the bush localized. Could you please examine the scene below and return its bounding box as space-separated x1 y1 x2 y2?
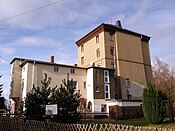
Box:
142 84 165 124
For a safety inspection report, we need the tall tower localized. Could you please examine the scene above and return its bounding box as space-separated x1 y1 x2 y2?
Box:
76 21 152 100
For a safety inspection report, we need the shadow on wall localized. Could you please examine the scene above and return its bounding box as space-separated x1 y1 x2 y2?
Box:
127 81 145 99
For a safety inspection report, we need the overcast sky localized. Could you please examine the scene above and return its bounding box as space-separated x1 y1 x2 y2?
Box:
0 0 175 99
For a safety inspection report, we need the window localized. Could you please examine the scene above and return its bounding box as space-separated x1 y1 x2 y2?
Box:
96 86 99 92
104 70 109 76
54 67 59 72
84 82 86 89
111 62 115 69
127 94 131 99
81 45 84 52
96 48 100 57
109 33 113 41
96 35 99 43
70 69 75 74
104 70 109 83
125 78 130 88
110 47 114 55
101 104 107 112
104 84 110 99
81 57 84 65
71 81 78 90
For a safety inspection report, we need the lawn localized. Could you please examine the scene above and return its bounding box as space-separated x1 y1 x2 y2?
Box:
81 118 175 129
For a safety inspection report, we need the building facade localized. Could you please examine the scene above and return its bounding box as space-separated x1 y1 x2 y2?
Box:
76 20 152 100
9 21 152 114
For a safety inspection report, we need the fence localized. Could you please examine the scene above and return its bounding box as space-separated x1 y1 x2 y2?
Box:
0 117 174 131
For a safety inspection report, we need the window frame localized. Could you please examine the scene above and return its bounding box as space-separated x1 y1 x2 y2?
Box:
101 104 107 112
71 81 78 90
81 45 84 52
54 66 59 72
104 84 110 99
125 78 130 88
96 48 100 57
70 69 75 74
104 70 109 83
81 56 84 65
110 47 114 56
109 33 113 41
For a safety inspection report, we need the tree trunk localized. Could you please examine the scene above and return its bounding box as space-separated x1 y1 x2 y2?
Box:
168 99 174 122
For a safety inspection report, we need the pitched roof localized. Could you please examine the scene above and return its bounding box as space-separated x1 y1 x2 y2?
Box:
10 57 114 70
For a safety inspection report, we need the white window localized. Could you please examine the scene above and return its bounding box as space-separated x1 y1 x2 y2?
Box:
54 67 59 72
96 35 99 43
70 69 75 74
101 104 107 112
81 45 84 52
81 57 84 65
104 70 109 83
104 84 110 99
96 48 100 57
125 78 130 88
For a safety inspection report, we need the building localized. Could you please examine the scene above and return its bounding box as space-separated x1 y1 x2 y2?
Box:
9 21 152 114
76 20 152 100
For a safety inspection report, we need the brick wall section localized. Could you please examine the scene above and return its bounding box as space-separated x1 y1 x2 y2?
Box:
109 105 143 120
93 68 116 99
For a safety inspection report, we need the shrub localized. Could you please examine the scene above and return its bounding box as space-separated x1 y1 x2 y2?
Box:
142 84 165 124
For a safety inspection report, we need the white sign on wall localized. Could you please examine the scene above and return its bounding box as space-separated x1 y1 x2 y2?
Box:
45 104 57 115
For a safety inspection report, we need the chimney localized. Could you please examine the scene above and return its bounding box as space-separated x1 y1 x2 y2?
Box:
116 20 122 28
50 56 54 63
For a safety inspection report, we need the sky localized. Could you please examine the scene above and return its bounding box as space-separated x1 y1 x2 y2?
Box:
0 0 175 99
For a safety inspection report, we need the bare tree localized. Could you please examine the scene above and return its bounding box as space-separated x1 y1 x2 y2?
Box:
153 58 175 122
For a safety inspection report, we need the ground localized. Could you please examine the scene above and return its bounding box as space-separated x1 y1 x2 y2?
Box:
81 118 175 129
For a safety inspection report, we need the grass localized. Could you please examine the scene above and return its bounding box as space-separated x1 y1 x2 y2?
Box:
81 118 175 129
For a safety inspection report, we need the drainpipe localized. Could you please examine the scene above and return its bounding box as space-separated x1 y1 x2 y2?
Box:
32 61 36 89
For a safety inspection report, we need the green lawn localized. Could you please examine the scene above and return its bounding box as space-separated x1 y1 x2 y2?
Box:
81 118 175 129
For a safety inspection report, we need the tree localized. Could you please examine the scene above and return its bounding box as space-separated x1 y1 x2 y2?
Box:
0 75 6 109
51 74 81 123
142 84 166 124
25 73 56 120
153 58 175 122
